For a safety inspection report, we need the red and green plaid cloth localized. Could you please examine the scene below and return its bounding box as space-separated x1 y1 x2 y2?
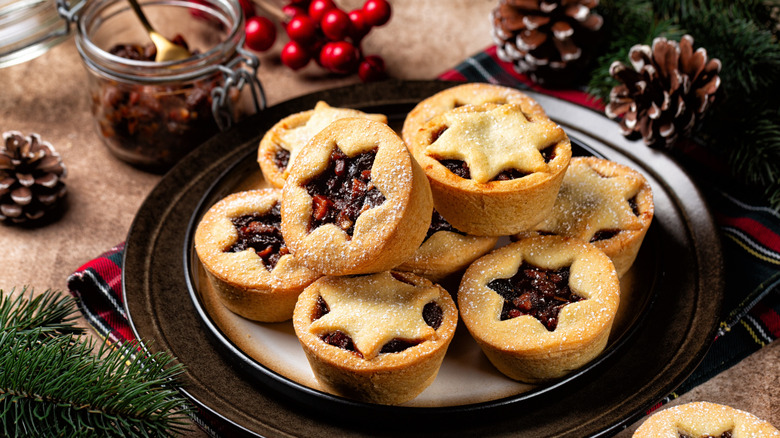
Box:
67 46 780 434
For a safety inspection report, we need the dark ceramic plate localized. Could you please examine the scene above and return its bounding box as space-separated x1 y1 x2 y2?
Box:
123 80 724 437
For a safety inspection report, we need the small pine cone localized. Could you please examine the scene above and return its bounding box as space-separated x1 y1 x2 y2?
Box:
605 35 722 149
491 0 604 87
0 131 67 224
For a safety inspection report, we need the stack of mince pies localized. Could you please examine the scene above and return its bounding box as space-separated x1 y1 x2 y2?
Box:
194 83 655 405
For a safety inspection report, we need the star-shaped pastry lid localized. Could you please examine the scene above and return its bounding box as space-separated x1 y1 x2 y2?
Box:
423 103 566 183
279 101 385 171
536 159 646 239
310 272 440 360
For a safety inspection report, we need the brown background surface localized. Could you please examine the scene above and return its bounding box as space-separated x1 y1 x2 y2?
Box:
0 0 777 436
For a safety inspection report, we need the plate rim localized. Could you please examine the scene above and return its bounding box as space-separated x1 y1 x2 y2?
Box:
123 79 724 437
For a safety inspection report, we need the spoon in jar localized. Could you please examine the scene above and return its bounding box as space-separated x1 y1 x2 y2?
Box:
126 0 191 62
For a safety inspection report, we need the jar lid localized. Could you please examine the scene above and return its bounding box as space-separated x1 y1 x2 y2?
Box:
0 0 84 68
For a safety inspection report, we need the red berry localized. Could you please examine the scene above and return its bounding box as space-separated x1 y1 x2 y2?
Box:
321 41 359 74
282 4 307 17
358 55 386 82
286 15 318 45
317 43 334 68
362 0 391 27
347 9 370 42
308 0 336 22
281 41 311 70
320 9 351 41
245 16 277 52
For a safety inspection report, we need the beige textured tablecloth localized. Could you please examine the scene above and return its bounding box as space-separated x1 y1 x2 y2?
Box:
0 1 777 436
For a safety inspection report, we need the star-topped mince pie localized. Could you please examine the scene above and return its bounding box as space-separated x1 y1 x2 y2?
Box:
408 102 571 236
397 209 498 283
258 101 387 188
632 401 780 438
194 189 320 322
292 271 458 405
281 117 433 275
515 157 654 277
458 235 620 383
402 82 547 146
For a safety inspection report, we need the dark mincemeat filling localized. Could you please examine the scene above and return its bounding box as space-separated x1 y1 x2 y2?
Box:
425 209 465 241
487 263 582 331
679 432 733 438
101 38 218 169
313 295 443 358
225 203 288 271
273 147 290 170
305 148 386 237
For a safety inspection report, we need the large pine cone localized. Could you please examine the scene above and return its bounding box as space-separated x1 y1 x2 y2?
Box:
605 35 722 149
0 132 67 224
491 0 604 87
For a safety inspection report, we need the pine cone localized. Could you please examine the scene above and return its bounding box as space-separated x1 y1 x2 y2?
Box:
605 35 722 149
0 132 67 224
491 0 604 87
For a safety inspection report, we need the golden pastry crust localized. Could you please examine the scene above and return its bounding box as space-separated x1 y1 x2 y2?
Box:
409 102 572 236
258 101 388 188
633 401 780 438
515 156 654 277
194 189 320 322
281 117 433 276
397 211 498 282
401 82 547 146
292 271 458 405
458 235 620 383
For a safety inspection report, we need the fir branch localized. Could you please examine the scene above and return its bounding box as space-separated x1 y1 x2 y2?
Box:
0 287 83 339
0 289 194 437
727 109 780 189
684 11 780 97
652 0 778 32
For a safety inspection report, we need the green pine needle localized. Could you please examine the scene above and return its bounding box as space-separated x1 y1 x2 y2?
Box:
0 288 193 437
0 287 83 339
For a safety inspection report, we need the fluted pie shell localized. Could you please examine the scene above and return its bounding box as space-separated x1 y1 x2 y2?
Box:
257 101 387 188
458 235 620 383
515 157 654 277
632 401 780 437
194 189 320 322
281 117 433 276
408 102 572 236
292 271 458 405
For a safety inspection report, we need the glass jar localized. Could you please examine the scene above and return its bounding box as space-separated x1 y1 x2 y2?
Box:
73 0 264 171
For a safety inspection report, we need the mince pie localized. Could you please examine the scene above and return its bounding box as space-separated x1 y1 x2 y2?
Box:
408 102 572 236
402 82 548 146
292 271 458 405
258 101 387 188
515 157 654 277
281 117 433 275
633 401 780 438
194 189 320 322
458 235 620 383
397 209 498 282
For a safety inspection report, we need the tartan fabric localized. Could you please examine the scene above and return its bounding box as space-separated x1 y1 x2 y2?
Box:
66 46 779 433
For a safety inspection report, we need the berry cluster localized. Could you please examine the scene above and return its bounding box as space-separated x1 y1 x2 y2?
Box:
243 0 391 81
